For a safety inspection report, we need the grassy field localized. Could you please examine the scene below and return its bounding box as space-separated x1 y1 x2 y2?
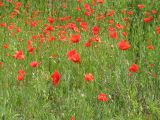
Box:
0 0 160 119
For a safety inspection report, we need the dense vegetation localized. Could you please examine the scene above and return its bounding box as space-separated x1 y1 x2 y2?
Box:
0 0 160 119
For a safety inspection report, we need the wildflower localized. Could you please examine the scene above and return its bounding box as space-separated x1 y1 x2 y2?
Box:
156 26 160 34
29 61 39 68
3 44 9 49
98 93 108 102
151 10 157 14
69 34 80 43
67 50 80 63
17 69 25 81
92 26 100 35
84 73 94 81
84 40 92 47
46 25 53 31
67 22 79 32
106 10 115 17
97 0 104 4
80 22 88 31
129 64 139 73
13 50 25 60
144 16 153 23
0 1 4 7
127 11 134 15
48 36 55 42
77 0 81 3
147 45 154 50
70 116 75 120
109 31 118 39
30 21 37 27
116 23 123 29
0 62 3 67
27 46 34 54
48 17 54 24
118 40 130 50
17 75 24 81
137 4 144 9
122 32 127 37
0 23 7 27
51 70 61 86
84 4 91 11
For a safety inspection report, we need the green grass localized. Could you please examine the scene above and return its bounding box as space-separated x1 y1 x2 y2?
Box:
0 0 160 119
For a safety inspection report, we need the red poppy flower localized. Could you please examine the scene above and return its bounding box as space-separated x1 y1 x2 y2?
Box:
51 70 61 86
46 25 53 31
69 53 80 63
7 0 12 2
68 23 76 30
122 32 127 37
14 2 22 9
77 0 81 3
129 64 139 73
147 45 154 50
106 10 115 17
27 46 34 54
98 93 108 102
92 26 100 35
118 40 130 50
48 17 54 24
116 23 123 29
70 116 75 120
127 11 134 15
109 31 118 39
13 50 25 60
96 15 105 21
76 7 81 11
0 61 3 67
80 22 88 31
97 0 104 3
17 75 24 81
48 36 55 42
84 73 94 81
16 27 21 33
137 4 144 9
67 50 76 57
108 19 114 25
0 23 7 27
30 21 37 27
67 50 80 63
29 61 39 68
69 34 80 43
84 40 92 47
0 2 4 6
8 24 14 31
17 69 25 81
144 16 153 23
84 4 91 11
84 11 92 16
76 17 82 22
156 26 160 34
18 69 25 76
151 10 157 14
3 44 9 49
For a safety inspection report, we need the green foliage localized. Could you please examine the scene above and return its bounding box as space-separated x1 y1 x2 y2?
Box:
0 0 160 119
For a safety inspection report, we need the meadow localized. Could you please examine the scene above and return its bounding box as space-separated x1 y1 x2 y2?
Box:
0 0 160 119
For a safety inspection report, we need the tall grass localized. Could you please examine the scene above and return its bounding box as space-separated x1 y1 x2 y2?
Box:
0 0 160 119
